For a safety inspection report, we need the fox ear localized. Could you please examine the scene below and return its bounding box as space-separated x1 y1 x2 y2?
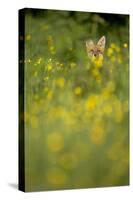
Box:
97 36 106 51
86 40 94 49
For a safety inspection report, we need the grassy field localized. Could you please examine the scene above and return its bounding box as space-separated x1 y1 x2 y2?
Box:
20 9 129 191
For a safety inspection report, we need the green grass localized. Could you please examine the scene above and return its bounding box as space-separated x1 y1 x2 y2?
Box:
20 9 129 191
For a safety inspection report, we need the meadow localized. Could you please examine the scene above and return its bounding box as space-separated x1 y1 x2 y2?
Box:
20 9 129 191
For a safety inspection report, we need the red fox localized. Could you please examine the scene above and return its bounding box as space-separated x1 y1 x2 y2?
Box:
86 36 106 58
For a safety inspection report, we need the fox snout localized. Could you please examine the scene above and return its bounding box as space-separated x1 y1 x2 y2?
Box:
94 53 97 57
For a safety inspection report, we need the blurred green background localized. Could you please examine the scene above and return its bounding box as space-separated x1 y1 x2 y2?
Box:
20 9 129 191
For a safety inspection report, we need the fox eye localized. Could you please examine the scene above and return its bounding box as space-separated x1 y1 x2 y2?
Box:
97 50 102 54
90 50 94 53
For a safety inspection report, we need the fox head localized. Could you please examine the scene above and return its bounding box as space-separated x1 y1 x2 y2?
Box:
86 36 106 58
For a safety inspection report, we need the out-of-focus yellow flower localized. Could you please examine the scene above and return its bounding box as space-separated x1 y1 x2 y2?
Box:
47 168 67 186
107 47 113 57
27 59 32 64
49 46 56 54
110 43 120 52
47 64 53 72
102 81 115 99
47 90 53 100
85 95 99 111
44 76 49 81
55 77 65 88
74 86 82 96
60 63 64 67
90 121 105 145
92 68 99 77
58 153 78 170
46 132 64 152
26 34 31 41
43 87 49 93
92 56 103 68
48 58 52 62
70 62 77 68
110 43 116 49
123 43 128 48
36 57 42 65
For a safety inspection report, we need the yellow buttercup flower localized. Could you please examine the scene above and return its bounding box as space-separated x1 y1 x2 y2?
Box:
110 43 120 52
123 43 128 48
92 68 99 77
107 47 113 57
85 95 99 111
92 56 103 68
110 43 116 49
74 86 82 96
47 64 53 72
